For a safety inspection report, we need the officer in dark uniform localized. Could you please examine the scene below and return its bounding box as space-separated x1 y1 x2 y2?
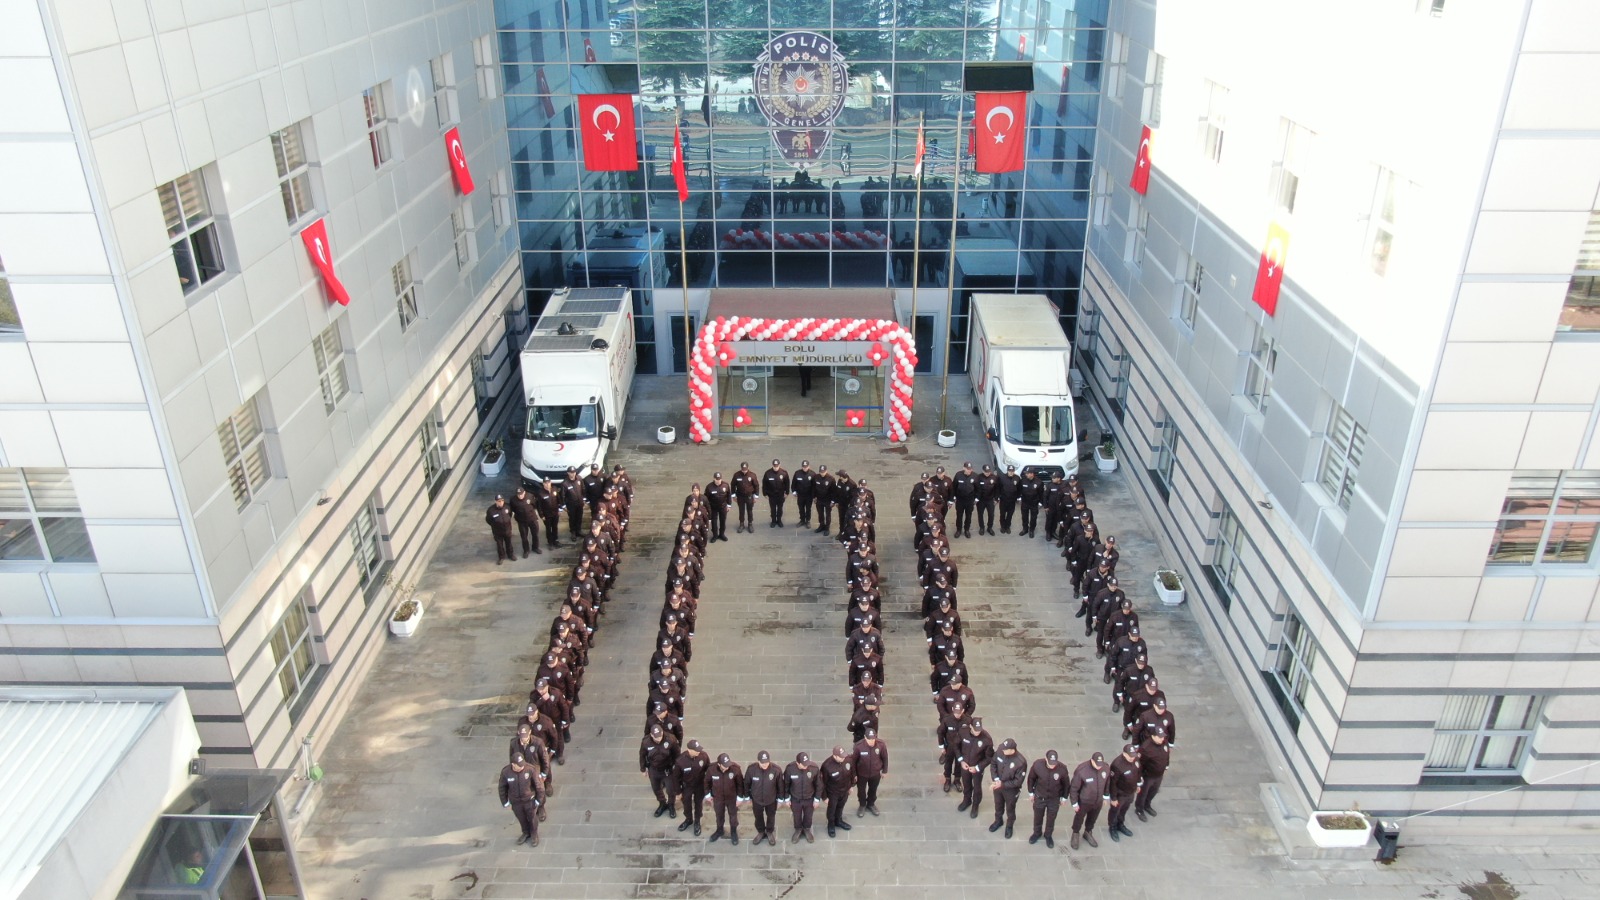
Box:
975 464 999 535
499 753 545 846
932 647 968 695
704 472 731 541
783 751 822 843
820 746 855 837
936 702 970 792
745 751 781 845
1041 471 1068 542
956 716 995 819
1017 469 1043 537
1106 743 1142 841
1133 696 1177 747
829 471 855 536
1068 751 1108 848
1026 749 1067 847
675 739 710 835
951 461 978 538
1135 728 1170 821
640 724 679 817
849 670 882 741
582 463 607 519
852 729 888 817
812 465 836 534
508 487 542 556
792 460 817 526
560 467 586 539
486 495 515 564
730 462 759 533
997 464 1022 533
761 459 790 526
707 753 745 844
535 478 563 548
989 738 1028 837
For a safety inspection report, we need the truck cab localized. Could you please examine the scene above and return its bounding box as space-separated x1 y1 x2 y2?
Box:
522 388 619 482
983 380 1079 479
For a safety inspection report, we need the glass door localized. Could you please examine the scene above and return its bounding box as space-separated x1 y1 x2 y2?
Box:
719 365 769 434
668 314 698 374
834 365 882 435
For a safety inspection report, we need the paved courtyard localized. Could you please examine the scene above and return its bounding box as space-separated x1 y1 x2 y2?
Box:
297 375 1597 900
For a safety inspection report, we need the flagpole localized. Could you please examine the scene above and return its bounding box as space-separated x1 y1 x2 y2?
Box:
908 112 926 434
675 113 693 380
939 101 966 429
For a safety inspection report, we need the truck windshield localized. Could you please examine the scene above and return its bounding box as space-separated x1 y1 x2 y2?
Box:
527 405 596 440
1003 405 1074 446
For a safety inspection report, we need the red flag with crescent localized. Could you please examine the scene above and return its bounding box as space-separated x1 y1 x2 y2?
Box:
913 120 926 178
672 122 689 202
577 94 637 171
584 37 597 63
299 218 350 306
1131 124 1152 195
443 127 475 194
975 92 1026 173
534 67 555 118
1252 222 1291 316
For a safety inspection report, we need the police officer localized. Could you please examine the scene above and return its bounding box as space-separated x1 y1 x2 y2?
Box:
560 467 586 539
1106 743 1142 841
820 746 855 837
762 459 790 526
582 463 607 519
853 729 888 817
486 495 515 564
997 465 1022 533
1133 696 1177 748
675 739 710 835
1042 471 1069 542
508 487 542 557
936 702 970 793
745 751 781 845
510 723 551 807
792 460 817 526
1026 749 1067 847
499 753 545 846
640 723 679 817
951 461 978 538
730 462 759 533
956 716 995 819
783 751 821 843
1068 751 1108 849
932 647 968 695
849 670 882 742
707 753 745 844
704 472 731 541
812 465 836 534
535 478 563 549
1017 469 1043 537
976 464 999 536
989 738 1027 838
1135 727 1170 822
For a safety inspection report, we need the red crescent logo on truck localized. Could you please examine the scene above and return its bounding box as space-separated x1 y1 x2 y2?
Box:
555 443 565 452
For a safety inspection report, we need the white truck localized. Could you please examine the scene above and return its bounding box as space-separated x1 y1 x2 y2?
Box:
966 293 1083 478
519 287 636 486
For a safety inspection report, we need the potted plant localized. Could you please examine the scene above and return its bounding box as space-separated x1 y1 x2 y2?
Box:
1094 435 1118 473
937 429 958 448
479 438 505 477
1306 808 1372 849
1154 568 1185 605
657 425 676 444
386 576 425 638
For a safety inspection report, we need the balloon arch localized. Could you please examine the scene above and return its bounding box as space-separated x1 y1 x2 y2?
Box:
687 316 918 444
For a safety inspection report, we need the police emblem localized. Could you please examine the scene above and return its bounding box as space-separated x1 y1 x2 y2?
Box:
753 31 848 166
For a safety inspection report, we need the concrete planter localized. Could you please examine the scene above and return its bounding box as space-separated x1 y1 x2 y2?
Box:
389 599 424 638
937 429 958 448
1094 445 1118 473
1306 812 1371 849
1154 570 1185 606
480 451 506 477
657 426 676 444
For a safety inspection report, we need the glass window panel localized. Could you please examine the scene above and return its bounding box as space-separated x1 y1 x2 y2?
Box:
0 470 29 512
1437 695 1489 730
1487 519 1543 564
39 517 93 562
1424 731 1473 770
1541 520 1596 563
0 519 43 560
1503 475 1557 515
1555 473 1600 515
1489 695 1538 730
1475 734 1526 770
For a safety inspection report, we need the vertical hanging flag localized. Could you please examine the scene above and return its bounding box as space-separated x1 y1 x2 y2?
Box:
1251 222 1291 315
299 218 350 306
1057 65 1070 117
577 94 638 171
583 37 597 63
1130 124 1153 195
535 67 556 118
912 118 926 178
974 92 1027 173
443 127 475 194
671 122 689 202
1017 34 1028 60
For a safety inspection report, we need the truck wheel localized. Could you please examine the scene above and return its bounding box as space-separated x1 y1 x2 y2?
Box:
972 404 979 415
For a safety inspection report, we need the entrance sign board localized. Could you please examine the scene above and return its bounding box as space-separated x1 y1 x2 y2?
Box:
729 341 877 366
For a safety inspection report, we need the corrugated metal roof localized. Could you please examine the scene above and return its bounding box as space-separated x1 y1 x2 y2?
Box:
0 691 175 898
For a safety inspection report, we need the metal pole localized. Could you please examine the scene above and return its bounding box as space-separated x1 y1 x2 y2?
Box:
677 113 693 377
938 101 965 429
909 112 926 434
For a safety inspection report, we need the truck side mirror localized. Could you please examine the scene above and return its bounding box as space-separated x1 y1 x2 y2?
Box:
603 426 619 441
986 427 998 443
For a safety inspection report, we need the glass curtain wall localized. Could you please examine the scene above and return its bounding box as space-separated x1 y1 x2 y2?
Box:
496 0 1105 371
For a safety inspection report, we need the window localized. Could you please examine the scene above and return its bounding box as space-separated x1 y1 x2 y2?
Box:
1140 52 1164 126
159 169 225 295
0 468 95 563
1210 507 1247 613
1425 695 1539 775
1557 209 1600 332
491 169 513 231
1419 0 1447 15
1365 167 1408 276
0 254 18 334
1151 416 1179 502
1487 471 1600 566
1091 165 1111 228
269 592 322 717
393 256 419 332
474 33 498 101
218 395 272 511
430 53 459 128
1316 402 1366 512
348 497 385 600
312 321 349 414
452 202 477 269
1270 119 1313 216
1269 610 1316 730
1105 32 1129 101
1242 322 1277 413
1123 197 1147 266
270 121 317 225
419 415 448 500
363 83 395 169
1198 80 1227 163
1177 252 1202 329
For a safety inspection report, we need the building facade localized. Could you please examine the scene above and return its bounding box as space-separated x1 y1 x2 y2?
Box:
0 0 522 813
1084 0 1600 834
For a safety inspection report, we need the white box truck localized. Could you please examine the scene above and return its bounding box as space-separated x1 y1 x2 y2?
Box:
966 293 1083 478
519 287 636 486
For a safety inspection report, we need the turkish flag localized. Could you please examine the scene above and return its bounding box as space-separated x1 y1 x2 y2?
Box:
974 92 1026 173
534 67 555 118
671 123 689 202
299 218 350 306
1057 66 1070 117
577 94 637 171
584 37 597 63
443 127 474 194
1017 34 1028 60
1130 125 1152 195
913 119 926 178
1251 223 1291 316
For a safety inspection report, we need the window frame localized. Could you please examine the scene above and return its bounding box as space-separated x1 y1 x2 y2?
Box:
159 168 227 297
1209 506 1248 613
1270 118 1312 217
1365 167 1405 277
491 169 513 232
419 414 449 501
363 82 396 170
1269 610 1317 730
0 468 95 564
218 395 272 512
1424 695 1539 776
1198 79 1227 163
1556 209 1600 333
452 202 478 269
1091 165 1111 228
393 256 420 332
312 320 350 415
1124 197 1147 267
1177 252 1202 329
1105 32 1129 101
430 53 459 130
1151 415 1179 502
1242 322 1278 414
1487 470 1600 568
1316 402 1366 513
1140 52 1164 127
349 497 386 603
474 33 499 101
268 591 323 719
270 121 319 227
0 254 19 335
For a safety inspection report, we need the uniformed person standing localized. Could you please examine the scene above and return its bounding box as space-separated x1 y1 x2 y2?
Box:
1133 696 1177 747
956 717 995 819
582 463 607 519
560 468 586 539
1041 471 1068 541
707 753 745 844
1106 743 1142 841
730 462 759 533
988 739 1028 838
640 724 679 818
762 459 790 527
704 472 731 542
1134 728 1171 821
792 460 817 527
812 465 837 534
852 729 888 817
535 478 563 549
1026 749 1067 847
975 464 999 536
1017 470 1043 537
486 495 516 564
745 751 782 845
675 740 711 835
508 487 542 557
820 746 856 837
499 753 546 846
783 751 822 843
951 461 978 538
1068 751 1108 849
997 465 1022 533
